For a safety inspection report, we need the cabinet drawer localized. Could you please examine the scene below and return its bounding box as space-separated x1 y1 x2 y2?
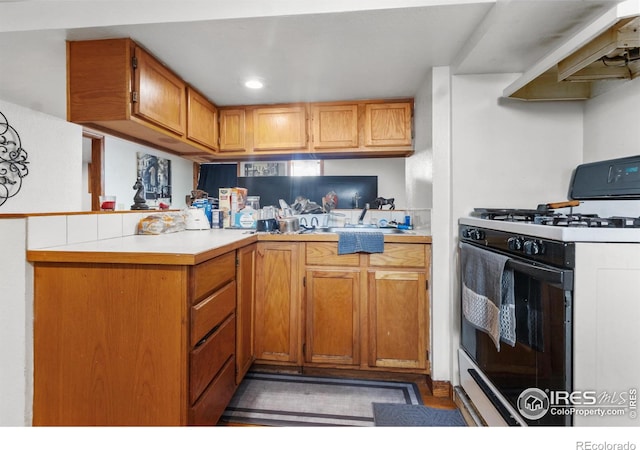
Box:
306 242 360 267
190 314 236 404
192 252 236 303
368 243 426 268
191 280 236 346
189 356 236 426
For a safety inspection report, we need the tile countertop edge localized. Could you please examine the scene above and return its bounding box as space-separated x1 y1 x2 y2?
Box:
26 229 432 265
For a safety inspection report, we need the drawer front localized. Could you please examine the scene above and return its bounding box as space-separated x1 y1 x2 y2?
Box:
190 314 236 404
191 280 236 346
368 243 426 268
306 242 360 266
192 251 236 303
189 356 236 426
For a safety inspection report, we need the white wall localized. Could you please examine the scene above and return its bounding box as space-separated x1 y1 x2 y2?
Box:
406 70 433 210
442 73 584 386
0 99 83 213
102 134 194 211
584 76 640 163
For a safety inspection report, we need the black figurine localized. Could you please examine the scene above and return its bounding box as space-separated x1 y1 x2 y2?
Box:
131 177 149 210
372 197 395 210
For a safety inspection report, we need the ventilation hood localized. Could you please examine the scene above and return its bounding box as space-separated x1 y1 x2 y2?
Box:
505 1 640 101
557 16 640 82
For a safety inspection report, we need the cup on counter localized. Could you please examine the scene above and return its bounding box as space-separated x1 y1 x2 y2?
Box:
100 195 116 211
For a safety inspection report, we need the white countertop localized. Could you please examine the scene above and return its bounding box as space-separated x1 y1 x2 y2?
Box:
459 216 640 243
27 227 432 265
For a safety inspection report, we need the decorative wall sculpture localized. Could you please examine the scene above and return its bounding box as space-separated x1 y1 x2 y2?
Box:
0 111 30 208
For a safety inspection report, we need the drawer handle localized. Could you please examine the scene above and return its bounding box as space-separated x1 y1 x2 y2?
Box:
194 313 234 348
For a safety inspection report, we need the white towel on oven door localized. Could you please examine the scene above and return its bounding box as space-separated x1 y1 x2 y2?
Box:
461 242 515 350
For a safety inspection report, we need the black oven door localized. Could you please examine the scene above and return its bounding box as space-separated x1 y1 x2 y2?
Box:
461 253 573 426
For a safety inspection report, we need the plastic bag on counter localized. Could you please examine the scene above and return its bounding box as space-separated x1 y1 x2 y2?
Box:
137 212 187 235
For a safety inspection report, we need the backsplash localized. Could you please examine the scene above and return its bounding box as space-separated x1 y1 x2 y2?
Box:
27 212 154 250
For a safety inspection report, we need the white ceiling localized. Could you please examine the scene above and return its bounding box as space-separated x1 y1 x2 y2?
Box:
0 0 622 119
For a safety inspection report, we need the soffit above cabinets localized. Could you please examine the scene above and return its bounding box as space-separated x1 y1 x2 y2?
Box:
505 2 640 101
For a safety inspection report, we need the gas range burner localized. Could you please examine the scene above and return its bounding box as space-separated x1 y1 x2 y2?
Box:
538 214 640 228
473 208 545 222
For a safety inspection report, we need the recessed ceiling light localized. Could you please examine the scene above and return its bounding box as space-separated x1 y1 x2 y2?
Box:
244 79 264 89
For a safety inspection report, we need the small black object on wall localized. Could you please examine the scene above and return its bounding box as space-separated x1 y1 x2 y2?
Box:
0 110 30 208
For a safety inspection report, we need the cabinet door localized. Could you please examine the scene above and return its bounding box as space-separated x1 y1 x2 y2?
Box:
133 45 186 136
219 108 247 152
254 242 301 363
236 244 256 383
187 87 219 150
311 103 358 149
252 106 308 151
368 270 428 370
364 102 412 147
305 269 360 365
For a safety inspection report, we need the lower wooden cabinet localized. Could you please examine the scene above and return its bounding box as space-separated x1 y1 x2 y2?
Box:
33 250 242 426
236 243 256 383
254 241 431 375
254 242 302 364
368 270 429 369
305 269 360 365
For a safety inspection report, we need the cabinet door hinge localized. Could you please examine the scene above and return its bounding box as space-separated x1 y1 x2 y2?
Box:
131 91 139 103
236 257 239 267
426 279 429 290
131 56 138 69
302 342 306 357
303 276 306 288
426 350 429 360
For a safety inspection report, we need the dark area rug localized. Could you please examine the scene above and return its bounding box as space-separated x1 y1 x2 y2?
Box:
372 403 467 426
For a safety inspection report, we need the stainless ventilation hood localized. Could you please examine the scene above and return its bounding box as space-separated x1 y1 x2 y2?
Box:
504 1 640 100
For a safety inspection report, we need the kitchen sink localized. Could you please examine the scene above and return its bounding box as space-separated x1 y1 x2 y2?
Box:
312 226 409 234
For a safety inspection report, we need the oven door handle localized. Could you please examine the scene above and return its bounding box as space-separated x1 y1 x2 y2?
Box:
506 258 573 291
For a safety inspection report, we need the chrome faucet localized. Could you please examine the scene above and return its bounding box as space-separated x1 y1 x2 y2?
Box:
358 203 370 225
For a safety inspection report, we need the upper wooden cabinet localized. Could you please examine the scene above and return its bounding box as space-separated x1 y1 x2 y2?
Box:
133 45 186 136
186 87 219 151
310 103 359 149
67 38 218 162
253 105 308 152
67 38 413 161
219 108 247 153
364 102 412 147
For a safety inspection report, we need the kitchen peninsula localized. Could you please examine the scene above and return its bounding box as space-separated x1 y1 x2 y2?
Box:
27 225 432 426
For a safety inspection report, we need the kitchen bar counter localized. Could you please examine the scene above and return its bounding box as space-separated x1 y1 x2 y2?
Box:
26 228 432 265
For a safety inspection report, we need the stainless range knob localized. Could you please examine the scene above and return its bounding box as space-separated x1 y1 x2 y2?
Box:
463 228 484 240
523 240 544 255
507 237 523 251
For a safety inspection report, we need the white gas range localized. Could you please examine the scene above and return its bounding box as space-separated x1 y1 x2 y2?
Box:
457 156 640 427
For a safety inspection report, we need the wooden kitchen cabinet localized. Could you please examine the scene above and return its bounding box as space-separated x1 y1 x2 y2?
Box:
364 101 412 147
310 103 359 149
252 105 308 152
299 241 431 374
33 250 240 426
235 243 256 383
368 244 430 370
187 86 219 151
133 44 186 136
67 38 217 162
254 242 302 364
219 108 247 153
305 269 361 365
